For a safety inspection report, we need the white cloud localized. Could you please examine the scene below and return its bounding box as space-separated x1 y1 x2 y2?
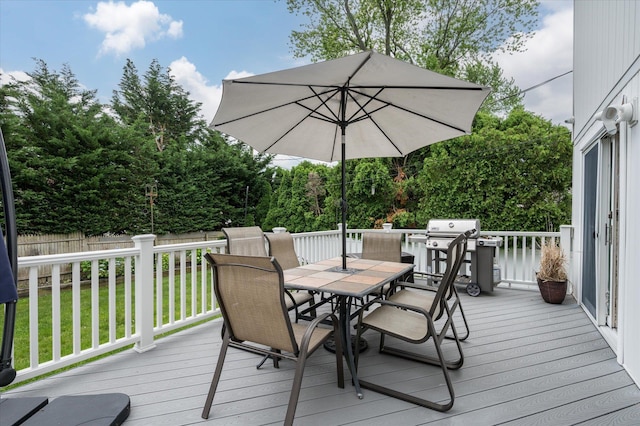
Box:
84 0 183 57
167 20 184 39
493 3 573 125
0 68 30 85
168 57 252 123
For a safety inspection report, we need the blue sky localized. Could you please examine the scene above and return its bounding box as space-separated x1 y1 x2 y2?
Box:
1 0 573 165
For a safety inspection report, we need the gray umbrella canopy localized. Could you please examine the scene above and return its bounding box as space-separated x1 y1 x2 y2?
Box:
211 51 490 269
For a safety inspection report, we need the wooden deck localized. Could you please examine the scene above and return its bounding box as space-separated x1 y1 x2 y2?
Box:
3 287 640 425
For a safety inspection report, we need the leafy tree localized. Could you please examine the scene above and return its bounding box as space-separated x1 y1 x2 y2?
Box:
346 158 395 228
416 109 572 231
286 0 537 113
306 170 325 216
0 60 149 235
263 161 336 232
263 168 293 230
1 59 275 236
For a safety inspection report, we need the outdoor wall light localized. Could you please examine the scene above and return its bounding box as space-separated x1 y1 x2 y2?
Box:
595 98 638 135
594 110 618 135
596 99 638 134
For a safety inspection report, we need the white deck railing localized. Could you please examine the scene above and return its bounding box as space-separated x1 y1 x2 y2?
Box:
9 228 567 384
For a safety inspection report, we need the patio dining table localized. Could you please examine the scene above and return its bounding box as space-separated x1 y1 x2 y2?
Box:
283 256 414 398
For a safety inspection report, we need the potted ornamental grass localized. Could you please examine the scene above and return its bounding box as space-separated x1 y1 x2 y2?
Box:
536 240 568 304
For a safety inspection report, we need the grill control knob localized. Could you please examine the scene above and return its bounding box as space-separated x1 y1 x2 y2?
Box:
432 241 438 247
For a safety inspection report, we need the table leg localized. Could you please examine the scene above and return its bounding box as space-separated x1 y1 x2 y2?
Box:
339 296 363 399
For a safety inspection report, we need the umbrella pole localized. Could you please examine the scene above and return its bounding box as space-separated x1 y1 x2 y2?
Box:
341 129 347 271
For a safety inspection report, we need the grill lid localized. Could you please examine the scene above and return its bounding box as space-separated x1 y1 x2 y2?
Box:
426 219 480 238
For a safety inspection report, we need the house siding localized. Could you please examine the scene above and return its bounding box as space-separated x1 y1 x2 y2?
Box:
572 0 640 385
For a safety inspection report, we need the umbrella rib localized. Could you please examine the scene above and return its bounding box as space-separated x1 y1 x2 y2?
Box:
262 86 344 153
345 88 404 156
348 87 469 134
300 85 342 124
214 87 340 127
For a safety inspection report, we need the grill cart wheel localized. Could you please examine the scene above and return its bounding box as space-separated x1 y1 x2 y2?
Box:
466 282 481 297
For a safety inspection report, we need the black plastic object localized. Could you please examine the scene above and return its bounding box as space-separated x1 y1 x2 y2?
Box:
0 396 49 426
0 128 18 387
20 393 130 426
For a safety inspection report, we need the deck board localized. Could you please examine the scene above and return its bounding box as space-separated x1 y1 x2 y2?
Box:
3 286 639 425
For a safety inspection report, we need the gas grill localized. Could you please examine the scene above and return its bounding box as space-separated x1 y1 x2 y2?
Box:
425 219 502 296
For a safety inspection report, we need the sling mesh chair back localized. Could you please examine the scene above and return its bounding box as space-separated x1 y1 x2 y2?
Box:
264 232 315 320
202 253 344 425
361 232 402 262
222 226 268 256
360 232 406 297
354 231 469 412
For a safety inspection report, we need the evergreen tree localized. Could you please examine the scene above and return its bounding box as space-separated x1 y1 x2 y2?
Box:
111 59 273 233
0 60 147 235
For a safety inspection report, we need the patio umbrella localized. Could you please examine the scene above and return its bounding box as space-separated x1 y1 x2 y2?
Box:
0 127 18 387
212 51 490 270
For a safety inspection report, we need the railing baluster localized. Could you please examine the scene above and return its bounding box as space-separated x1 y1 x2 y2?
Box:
91 259 99 349
29 266 39 369
180 250 186 321
72 262 81 354
108 258 116 343
155 252 163 328
124 256 132 338
52 264 61 362
191 250 197 317
169 251 175 325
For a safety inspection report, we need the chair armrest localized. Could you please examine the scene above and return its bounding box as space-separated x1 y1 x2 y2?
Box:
300 312 339 353
385 279 438 297
360 297 432 319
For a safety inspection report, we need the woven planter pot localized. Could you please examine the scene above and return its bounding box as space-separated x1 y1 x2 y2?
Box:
537 277 567 304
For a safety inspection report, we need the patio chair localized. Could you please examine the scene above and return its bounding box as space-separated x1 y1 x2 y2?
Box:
389 269 472 341
202 253 344 425
222 227 316 368
388 231 473 341
223 226 312 322
360 232 406 297
265 232 316 319
222 226 268 256
353 231 469 412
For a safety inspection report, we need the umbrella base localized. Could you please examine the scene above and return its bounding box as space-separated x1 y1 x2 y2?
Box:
0 393 130 426
0 396 48 425
324 335 368 353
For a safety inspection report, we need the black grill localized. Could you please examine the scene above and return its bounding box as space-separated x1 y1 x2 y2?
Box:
424 219 501 296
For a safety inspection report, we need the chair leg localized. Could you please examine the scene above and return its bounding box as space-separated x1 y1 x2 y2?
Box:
445 286 470 341
256 354 270 369
256 349 282 370
202 333 230 419
446 301 470 342
334 332 345 389
273 349 281 368
359 319 455 412
379 318 464 370
285 347 311 425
